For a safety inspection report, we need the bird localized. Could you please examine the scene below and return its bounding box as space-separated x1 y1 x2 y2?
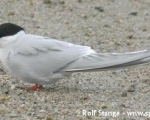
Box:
0 23 150 91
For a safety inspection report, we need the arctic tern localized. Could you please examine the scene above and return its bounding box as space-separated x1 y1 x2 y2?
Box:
0 23 150 90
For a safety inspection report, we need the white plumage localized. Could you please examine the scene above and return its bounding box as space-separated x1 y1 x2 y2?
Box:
0 30 150 85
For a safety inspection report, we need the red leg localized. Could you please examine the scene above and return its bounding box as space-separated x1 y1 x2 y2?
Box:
29 84 43 91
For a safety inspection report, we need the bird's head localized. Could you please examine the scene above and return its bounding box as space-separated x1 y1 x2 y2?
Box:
0 23 25 48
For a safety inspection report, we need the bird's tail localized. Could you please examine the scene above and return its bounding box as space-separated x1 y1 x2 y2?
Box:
64 50 150 72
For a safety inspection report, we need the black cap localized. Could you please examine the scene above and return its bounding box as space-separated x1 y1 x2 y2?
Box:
0 23 24 38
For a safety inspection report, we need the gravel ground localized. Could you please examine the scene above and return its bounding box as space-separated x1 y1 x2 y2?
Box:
0 0 150 120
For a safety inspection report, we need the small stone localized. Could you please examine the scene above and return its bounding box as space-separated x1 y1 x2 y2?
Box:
8 12 15 16
63 20 69 24
0 68 4 72
69 8 73 11
46 113 53 120
83 96 89 100
62 109 69 115
10 85 16 90
101 104 107 109
9 113 19 118
0 97 9 102
94 7 104 12
142 79 150 85
127 85 135 92
121 92 127 97
59 0 65 4
30 14 34 18
84 32 89 36
4 89 9 94
104 24 110 28
27 112 31 116
86 115 92 119
30 2 33 6
0 109 6 116
128 35 134 39
142 88 149 93
120 103 126 107
20 104 26 108
120 83 125 87
39 110 47 113
78 0 82 3
126 42 132 46
129 12 138 16
44 0 51 4
81 14 87 19
114 42 120 46
142 28 147 32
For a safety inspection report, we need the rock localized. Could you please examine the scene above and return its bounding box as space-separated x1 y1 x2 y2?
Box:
44 0 51 4
4 89 9 94
78 0 82 3
46 113 54 120
80 14 87 19
94 7 104 12
10 85 16 90
59 0 65 4
127 85 135 92
39 110 47 113
142 27 147 32
142 79 150 85
127 34 134 39
121 92 127 97
9 113 19 118
0 97 9 102
8 12 15 16
104 24 110 28
120 103 126 108
0 109 6 116
129 12 138 16
101 104 107 109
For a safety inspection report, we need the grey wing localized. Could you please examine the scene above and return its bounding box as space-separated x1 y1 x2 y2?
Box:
10 34 94 77
64 50 150 72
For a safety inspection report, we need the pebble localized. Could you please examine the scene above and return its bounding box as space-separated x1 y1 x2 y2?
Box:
80 14 87 19
9 113 19 118
46 113 54 120
39 109 47 113
0 109 6 116
142 27 147 32
127 34 134 39
7 12 15 16
59 0 65 4
127 85 136 92
78 0 82 3
120 103 126 108
94 7 104 12
4 89 9 94
20 97 26 101
129 12 138 16
121 92 127 97
142 79 150 85
104 24 110 28
43 0 51 4
0 97 9 102
101 104 107 109
10 85 16 90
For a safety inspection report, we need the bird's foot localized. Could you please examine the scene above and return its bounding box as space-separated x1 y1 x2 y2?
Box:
29 84 43 91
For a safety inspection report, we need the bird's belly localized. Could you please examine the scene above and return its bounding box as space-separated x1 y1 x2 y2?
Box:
5 61 70 85
0 50 71 85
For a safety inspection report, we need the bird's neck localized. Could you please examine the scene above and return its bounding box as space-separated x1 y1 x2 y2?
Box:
0 30 25 48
